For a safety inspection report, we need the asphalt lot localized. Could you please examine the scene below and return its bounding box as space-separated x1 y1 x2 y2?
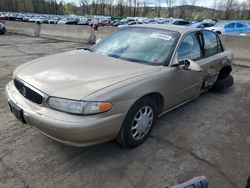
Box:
0 34 250 188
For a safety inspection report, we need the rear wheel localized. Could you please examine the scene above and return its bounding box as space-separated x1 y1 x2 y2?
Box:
1 28 5 35
211 75 234 91
116 97 157 148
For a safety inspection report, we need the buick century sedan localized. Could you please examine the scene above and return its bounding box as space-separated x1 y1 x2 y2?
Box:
6 25 234 148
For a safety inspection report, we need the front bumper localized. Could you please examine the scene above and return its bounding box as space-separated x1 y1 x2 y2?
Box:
5 81 124 146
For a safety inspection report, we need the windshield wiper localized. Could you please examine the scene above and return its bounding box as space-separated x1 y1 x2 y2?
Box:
106 53 158 65
107 54 121 58
76 47 93 52
119 56 148 64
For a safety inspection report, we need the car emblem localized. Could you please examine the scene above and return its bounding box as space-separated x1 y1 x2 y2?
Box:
21 87 26 97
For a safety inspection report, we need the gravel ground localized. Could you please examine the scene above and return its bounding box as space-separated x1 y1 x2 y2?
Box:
0 34 250 188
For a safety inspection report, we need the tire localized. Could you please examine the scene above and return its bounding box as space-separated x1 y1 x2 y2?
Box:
211 75 234 91
1 28 5 35
116 96 157 148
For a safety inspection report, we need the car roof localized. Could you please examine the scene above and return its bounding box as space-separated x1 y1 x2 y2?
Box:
130 24 199 35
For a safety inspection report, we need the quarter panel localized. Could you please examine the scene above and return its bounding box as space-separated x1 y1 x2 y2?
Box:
199 51 233 86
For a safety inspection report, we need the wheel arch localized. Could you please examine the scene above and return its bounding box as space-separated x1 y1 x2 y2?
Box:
218 65 232 79
116 92 164 147
137 92 164 115
216 31 222 34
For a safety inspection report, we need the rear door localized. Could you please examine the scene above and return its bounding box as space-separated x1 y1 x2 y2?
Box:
235 23 250 33
199 30 228 87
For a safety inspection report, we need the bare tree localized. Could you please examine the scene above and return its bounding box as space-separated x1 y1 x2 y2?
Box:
216 1 224 19
235 2 244 20
179 0 187 18
210 0 218 18
166 0 175 17
225 0 235 19
188 0 199 18
91 0 101 15
153 0 161 17
142 0 148 16
79 0 84 14
117 0 125 16
99 0 106 15
106 0 115 16
247 0 250 19
188 0 199 6
133 0 137 16
127 0 132 16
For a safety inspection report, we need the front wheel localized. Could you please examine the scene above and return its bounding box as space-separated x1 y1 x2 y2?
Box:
116 97 157 148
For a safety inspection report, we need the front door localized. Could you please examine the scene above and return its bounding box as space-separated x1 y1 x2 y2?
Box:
162 31 203 109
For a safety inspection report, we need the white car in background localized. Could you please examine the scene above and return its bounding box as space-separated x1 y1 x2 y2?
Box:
118 21 144 28
29 16 38 22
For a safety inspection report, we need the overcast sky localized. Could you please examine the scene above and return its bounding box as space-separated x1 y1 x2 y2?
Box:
65 0 246 8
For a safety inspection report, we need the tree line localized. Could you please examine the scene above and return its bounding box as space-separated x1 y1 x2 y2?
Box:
0 0 250 20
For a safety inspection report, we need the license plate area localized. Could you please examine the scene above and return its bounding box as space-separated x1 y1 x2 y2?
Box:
8 100 26 123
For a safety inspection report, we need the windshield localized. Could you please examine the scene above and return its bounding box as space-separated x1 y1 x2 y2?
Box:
91 27 180 66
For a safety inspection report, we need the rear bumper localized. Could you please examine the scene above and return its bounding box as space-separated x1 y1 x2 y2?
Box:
5 81 124 147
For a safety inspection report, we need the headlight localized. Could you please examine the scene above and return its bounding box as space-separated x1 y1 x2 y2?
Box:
47 97 112 115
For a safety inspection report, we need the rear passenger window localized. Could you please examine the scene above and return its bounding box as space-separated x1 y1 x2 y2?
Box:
236 23 244 28
202 31 223 57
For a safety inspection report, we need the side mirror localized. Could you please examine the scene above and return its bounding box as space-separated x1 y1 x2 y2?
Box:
95 39 102 44
179 59 202 72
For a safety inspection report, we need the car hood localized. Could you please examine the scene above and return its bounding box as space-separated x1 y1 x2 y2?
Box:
14 50 161 100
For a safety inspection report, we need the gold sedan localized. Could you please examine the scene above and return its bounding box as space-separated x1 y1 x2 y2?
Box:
6 25 234 147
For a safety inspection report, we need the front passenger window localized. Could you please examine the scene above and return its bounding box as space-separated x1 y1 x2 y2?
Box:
225 23 235 28
178 32 202 61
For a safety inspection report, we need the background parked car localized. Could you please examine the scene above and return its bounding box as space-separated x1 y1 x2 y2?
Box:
57 17 79 24
48 16 61 24
118 21 144 28
92 19 111 30
22 14 32 22
78 17 91 25
169 19 191 26
15 13 25 21
29 16 38 23
207 21 250 34
35 16 46 24
190 22 215 29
